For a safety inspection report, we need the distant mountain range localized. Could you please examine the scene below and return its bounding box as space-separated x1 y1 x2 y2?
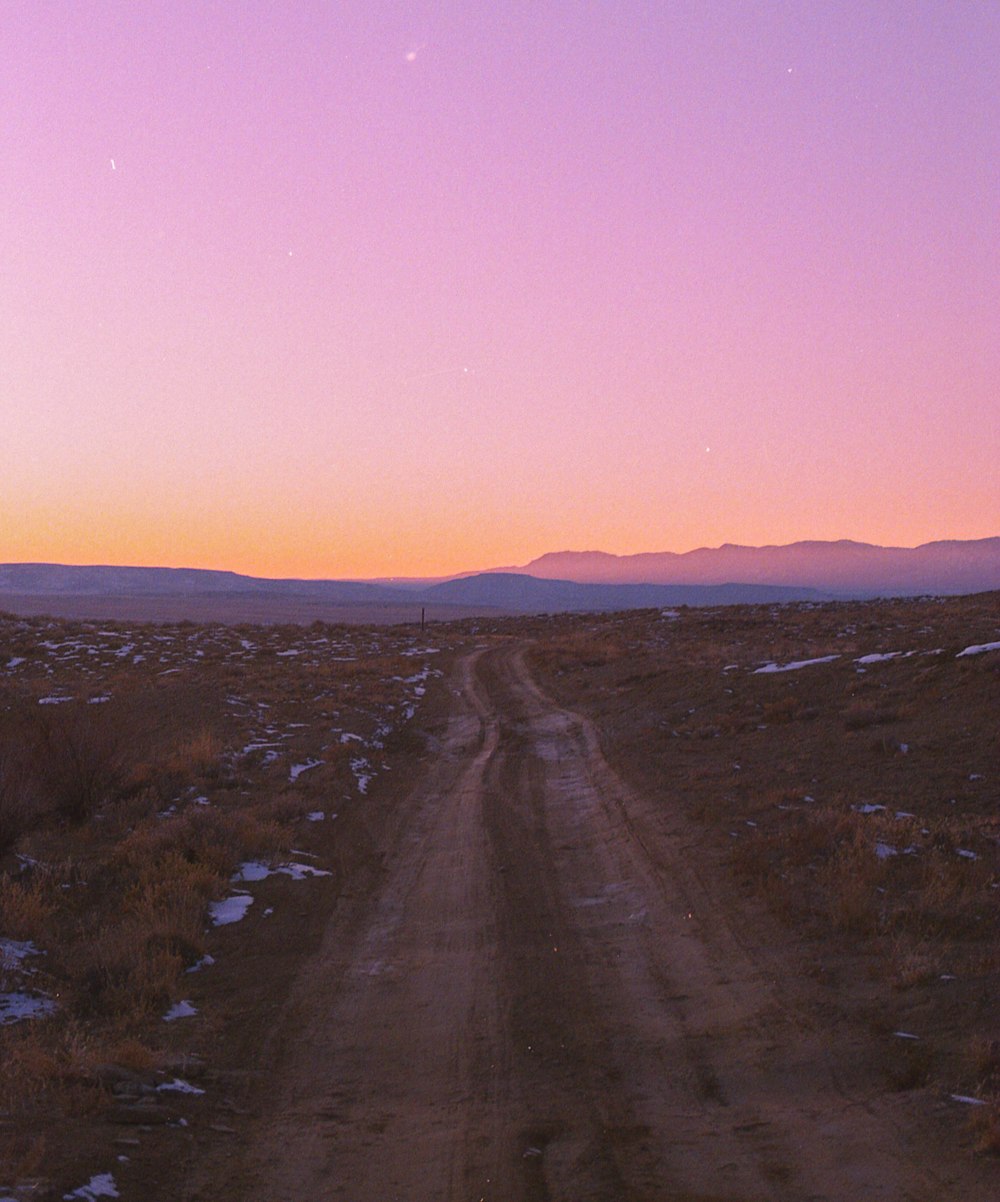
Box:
505 538 1000 597
0 537 996 617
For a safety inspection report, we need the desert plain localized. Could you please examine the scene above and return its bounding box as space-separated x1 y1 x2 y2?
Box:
0 592 997 1200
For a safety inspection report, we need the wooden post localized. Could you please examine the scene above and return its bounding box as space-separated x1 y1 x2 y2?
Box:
421 607 425 631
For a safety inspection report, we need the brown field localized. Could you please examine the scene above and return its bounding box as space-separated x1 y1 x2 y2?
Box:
0 593 997 1199
0 593 502 626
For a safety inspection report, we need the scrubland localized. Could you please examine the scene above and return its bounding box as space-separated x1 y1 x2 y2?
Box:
526 592 999 1154
0 614 454 1196
0 592 996 1197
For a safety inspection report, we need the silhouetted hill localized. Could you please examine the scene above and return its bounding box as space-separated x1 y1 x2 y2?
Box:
424 573 831 611
514 538 1000 595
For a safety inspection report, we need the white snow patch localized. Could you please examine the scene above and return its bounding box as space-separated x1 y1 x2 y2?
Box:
0 938 42 970
754 655 839 674
38 695 73 704
157 1077 205 1095
956 641 1000 658
951 1094 988 1106
234 860 331 882
208 894 254 926
856 652 903 664
62 1172 119 1200
956 848 978 860
306 810 325 821
289 758 323 782
6 657 25 668
186 954 215 973
0 992 57 1024
875 842 898 860
855 803 886 814
163 999 198 1022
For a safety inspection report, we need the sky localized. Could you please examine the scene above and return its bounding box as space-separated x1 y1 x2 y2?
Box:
2 1 998 579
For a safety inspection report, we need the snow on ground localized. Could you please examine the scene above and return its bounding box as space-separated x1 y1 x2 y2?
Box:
62 1172 119 1200
956 641 1000 657
289 758 323 782
163 999 198 1021
754 655 839 674
157 1077 205 1095
0 937 43 970
0 991 57 1025
233 860 332 882
209 894 254 926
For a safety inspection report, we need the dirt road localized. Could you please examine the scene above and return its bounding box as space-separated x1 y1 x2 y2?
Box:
192 646 988 1201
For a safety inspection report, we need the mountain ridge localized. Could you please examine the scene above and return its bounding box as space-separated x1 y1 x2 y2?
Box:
1 537 997 617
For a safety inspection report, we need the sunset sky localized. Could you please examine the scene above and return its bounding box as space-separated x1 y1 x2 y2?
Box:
3 2 998 579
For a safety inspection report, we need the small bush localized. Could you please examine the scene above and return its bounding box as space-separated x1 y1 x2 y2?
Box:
28 703 129 824
0 747 40 856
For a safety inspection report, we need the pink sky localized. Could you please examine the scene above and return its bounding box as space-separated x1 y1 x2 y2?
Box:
2 2 997 579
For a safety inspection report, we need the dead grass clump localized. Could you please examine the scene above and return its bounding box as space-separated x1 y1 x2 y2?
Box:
968 1102 1000 1156
163 729 224 782
27 702 129 824
0 748 41 856
110 805 283 886
66 919 185 1021
0 873 58 942
967 1036 1000 1094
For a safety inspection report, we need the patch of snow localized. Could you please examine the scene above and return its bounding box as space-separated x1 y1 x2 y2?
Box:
950 1094 988 1105
351 757 372 794
6 656 25 668
956 641 1000 658
233 860 331 882
306 810 325 821
233 860 271 882
856 652 902 664
38 695 73 704
289 758 323 782
186 954 215 974
208 894 254 926
278 862 332 880
754 655 839 674
0 992 56 1025
855 803 886 814
0 938 43 970
62 1172 119 1200
956 848 978 860
163 999 198 1022
893 1031 920 1039
875 842 898 859
157 1077 205 1095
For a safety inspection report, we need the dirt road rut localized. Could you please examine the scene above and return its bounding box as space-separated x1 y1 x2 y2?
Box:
194 646 985 1201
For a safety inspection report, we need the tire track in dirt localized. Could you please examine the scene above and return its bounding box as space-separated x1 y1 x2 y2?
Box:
190 645 990 1201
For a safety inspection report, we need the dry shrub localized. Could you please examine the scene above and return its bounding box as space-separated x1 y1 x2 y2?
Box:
111 805 283 885
0 747 41 856
0 1027 61 1110
967 1036 1000 1093
969 1103 1000 1156
67 919 185 1021
163 729 224 780
27 702 129 824
0 873 57 942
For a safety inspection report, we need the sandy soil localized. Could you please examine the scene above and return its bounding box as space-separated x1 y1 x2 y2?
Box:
180 644 993 1202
